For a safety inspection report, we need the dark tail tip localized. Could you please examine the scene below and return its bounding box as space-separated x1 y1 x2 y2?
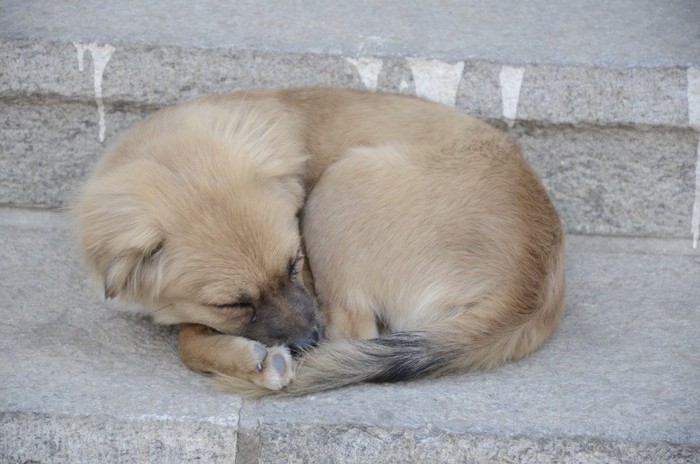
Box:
361 332 454 383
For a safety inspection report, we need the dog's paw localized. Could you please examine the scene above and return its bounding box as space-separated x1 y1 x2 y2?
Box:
247 342 295 391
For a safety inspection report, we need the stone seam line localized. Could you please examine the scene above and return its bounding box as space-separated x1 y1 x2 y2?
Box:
687 67 700 248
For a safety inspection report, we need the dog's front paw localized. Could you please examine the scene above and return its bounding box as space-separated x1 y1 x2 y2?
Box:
248 342 295 391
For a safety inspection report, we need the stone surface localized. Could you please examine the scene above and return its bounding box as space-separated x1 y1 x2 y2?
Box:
1 0 700 459
514 65 690 127
1 208 698 462
513 125 698 238
0 97 152 208
1 96 696 239
1 0 699 67
248 426 697 464
0 40 693 128
1 414 238 463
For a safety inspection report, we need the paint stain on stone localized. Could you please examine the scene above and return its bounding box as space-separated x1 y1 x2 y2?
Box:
407 58 464 107
346 57 383 92
499 66 525 127
74 42 115 143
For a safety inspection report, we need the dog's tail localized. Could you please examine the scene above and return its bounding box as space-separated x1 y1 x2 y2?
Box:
279 330 465 395
276 316 549 396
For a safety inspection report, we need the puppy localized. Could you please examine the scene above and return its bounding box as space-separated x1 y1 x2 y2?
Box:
73 88 564 396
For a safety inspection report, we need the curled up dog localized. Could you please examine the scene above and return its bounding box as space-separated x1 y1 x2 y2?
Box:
73 88 565 397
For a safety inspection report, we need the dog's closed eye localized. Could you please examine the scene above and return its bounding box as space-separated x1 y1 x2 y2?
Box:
209 293 255 311
212 302 252 310
209 301 257 322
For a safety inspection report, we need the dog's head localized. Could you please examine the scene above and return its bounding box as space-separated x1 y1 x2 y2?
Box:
74 103 323 352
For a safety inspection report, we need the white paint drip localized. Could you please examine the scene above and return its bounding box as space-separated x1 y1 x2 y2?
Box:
689 68 700 248
74 42 115 142
407 58 464 106
346 57 383 91
499 66 525 127
693 142 700 249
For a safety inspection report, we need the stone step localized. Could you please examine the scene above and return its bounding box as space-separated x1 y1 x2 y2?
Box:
1 207 698 463
1 2 699 462
1 1 700 242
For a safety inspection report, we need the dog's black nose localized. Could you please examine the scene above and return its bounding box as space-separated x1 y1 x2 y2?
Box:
288 327 322 356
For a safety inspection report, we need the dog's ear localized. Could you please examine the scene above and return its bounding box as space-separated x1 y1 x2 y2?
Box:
73 169 166 303
102 237 165 301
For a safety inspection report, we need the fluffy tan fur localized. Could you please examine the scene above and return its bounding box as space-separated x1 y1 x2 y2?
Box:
74 88 564 396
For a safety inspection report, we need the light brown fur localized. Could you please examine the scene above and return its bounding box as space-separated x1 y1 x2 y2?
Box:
73 88 564 396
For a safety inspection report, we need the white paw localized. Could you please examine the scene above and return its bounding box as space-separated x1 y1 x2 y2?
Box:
249 343 295 391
